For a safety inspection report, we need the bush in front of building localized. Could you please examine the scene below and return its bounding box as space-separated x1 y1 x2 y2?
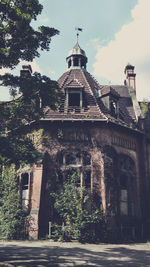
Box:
0 166 26 240
50 171 105 243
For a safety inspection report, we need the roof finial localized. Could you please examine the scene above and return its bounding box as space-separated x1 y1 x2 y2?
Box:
75 27 83 43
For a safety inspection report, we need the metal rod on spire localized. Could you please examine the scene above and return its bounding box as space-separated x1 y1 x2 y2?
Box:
75 27 83 43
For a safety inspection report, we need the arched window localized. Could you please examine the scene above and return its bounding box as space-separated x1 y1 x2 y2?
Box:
66 151 81 166
118 154 136 216
57 151 91 188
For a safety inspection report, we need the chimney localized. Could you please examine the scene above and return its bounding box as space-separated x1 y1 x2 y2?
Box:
20 65 32 78
124 64 136 91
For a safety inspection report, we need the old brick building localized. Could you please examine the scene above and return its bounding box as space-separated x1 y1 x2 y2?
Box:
21 41 150 240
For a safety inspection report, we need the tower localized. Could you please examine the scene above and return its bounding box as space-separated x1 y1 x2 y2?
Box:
124 64 136 91
66 42 88 70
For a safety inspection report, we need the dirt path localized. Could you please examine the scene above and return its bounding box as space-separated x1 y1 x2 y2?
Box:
0 241 150 266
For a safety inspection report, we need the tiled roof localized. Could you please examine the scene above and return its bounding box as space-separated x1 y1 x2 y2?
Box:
65 78 84 88
44 69 139 128
101 86 120 98
111 85 137 122
45 69 106 120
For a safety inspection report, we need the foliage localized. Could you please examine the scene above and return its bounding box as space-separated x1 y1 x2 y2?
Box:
51 171 105 243
0 0 59 68
0 0 63 165
0 165 26 239
139 101 149 117
0 134 41 166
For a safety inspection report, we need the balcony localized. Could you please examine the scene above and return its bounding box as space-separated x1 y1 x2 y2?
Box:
59 106 88 114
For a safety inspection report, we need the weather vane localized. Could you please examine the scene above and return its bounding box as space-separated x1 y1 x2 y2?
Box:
75 27 83 43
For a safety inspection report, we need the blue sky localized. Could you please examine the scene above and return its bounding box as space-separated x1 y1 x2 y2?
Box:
1 0 150 101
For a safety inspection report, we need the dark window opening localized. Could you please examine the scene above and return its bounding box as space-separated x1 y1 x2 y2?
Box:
110 100 117 116
120 174 128 189
81 59 85 68
119 154 135 176
68 93 80 106
74 58 79 66
83 152 91 166
57 171 63 184
57 152 63 165
22 173 29 190
84 171 91 187
68 59 71 68
66 152 81 165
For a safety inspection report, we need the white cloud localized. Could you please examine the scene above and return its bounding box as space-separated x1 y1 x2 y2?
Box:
93 0 150 100
39 17 49 24
0 68 11 75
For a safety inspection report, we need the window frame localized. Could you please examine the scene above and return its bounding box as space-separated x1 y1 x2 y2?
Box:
65 88 83 110
57 150 91 189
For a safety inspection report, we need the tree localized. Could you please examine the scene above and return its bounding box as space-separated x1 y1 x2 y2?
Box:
0 0 63 165
0 0 63 240
0 165 26 239
0 0 58 68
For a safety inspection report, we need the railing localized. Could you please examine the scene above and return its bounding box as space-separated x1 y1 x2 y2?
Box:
59 106 88 114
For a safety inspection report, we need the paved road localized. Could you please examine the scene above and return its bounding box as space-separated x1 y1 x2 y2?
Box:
0 241 150 266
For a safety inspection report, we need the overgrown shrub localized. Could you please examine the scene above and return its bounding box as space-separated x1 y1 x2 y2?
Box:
51 171 105 243
0 166 26 239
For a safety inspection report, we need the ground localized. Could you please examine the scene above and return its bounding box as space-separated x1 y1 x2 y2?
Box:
0 241 150 266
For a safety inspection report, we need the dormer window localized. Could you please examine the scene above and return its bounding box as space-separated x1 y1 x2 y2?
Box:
65 88 83 113
100 86 120 118
68 91 80 106
110 99 117 117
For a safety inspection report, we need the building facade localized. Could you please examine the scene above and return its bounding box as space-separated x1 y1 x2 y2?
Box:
21 42 150 240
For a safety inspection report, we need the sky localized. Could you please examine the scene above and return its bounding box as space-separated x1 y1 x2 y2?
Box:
0 0 150 101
